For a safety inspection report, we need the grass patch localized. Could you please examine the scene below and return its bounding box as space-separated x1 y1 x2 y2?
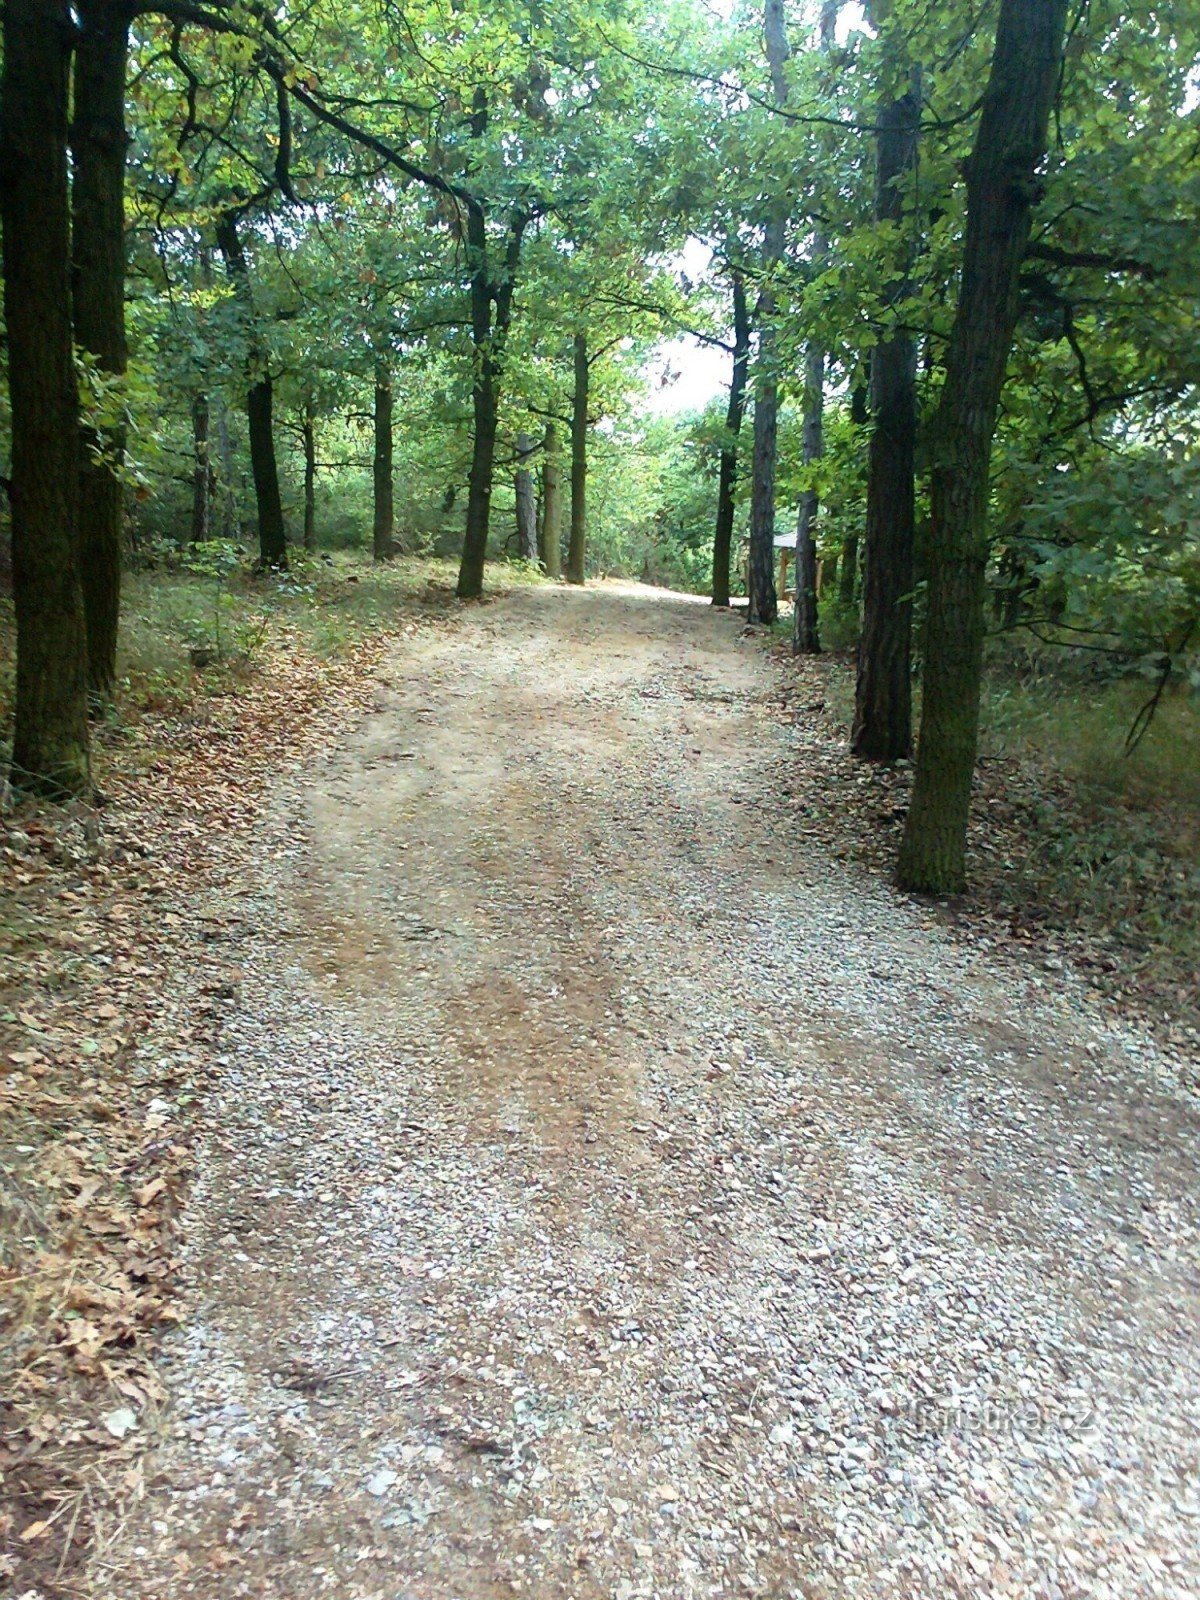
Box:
0 550 546 738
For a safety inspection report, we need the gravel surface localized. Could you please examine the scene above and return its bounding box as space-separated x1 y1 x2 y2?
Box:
98 583 1200 1599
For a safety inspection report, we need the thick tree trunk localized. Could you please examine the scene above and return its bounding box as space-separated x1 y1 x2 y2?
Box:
853 71 922 760
515 430 537 562
897 0 1069 893
302 393 317 551
373 365 394 560
216 208 287 570
792 336 825 654
542 422 563 579
71 0 130 703
712 270 749 607
191 393 212 543
566 333 588 586
4 0 91 795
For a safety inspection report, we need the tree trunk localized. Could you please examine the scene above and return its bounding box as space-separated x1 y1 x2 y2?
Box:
302 392 317 551
71 0 130 703
712 269 749 607
839 535 859 605
897 0 1069 893
792 336 824 653
747 0 790 625
459 250 499 598
3 0 91 795
515 430 537 562
853 69 922 760
457 204 526 599
191 392 212 543
215 397 241 541
542 422 563 579
566 333 588 585
836 382 868 608
791 5 838 651
747 305 781 625
216 208 287 570
373 365 394 560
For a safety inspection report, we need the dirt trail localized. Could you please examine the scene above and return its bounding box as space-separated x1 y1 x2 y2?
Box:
99 584 1200 1600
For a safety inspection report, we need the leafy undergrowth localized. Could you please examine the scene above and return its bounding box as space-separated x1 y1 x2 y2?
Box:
0 554 532 1596
771 642 1200 1051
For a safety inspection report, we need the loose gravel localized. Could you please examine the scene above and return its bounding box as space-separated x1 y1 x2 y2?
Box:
98 583 1200 1600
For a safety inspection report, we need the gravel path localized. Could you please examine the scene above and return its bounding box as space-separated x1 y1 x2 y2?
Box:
102 584 1200 1599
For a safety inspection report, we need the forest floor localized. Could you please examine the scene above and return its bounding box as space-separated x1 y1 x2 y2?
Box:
4 579 1200 1599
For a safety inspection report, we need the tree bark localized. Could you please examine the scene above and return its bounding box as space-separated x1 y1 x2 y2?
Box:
215 396 241 541
191 392 212 543
71 0 130 703
747 0 790 625
515 430 537 562
457 204 526 599
897 0 1069 893
853 69 922 760
566 333 588 586
837 382 868 607
302 392 317 551
839 534 859 605
542 422 563 579
3 0 91 795
791 4 837 652
216 208 287 570
712 269 749 607
372 365 394 560
747 304 781 625
792 335 824 654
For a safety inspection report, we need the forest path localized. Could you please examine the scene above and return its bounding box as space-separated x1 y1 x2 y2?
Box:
104 583 1200 1600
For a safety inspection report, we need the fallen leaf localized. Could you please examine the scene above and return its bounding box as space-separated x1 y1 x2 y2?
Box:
101 1405 139 1439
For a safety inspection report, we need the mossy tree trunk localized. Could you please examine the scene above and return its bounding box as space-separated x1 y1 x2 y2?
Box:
4 0 91 795
566 333 588 586
897 0 1069 893
853 68 922 761
71 0 130 704
711 269 749 608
